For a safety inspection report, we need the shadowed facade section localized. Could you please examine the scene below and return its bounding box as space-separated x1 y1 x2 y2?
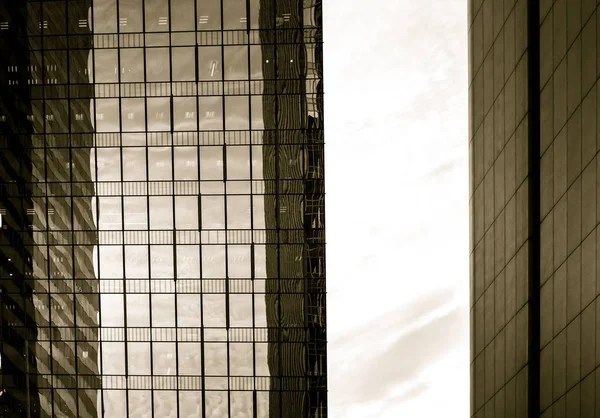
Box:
0 2 99 417
259 0 326 416
0 2 40 416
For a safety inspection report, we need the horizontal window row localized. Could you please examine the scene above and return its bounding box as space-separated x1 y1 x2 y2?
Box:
24 7 316 33
0 189 318 199
2 29 321 48
0 132 324 148
10 289 323 296
0 374 313 391
0 229 323 244
18 0 320 29
4 280 324 290
1 185 323 199
0 191 319 200
1 279 326 293
0 80 321 95
0 326 311 343
23 46 320 77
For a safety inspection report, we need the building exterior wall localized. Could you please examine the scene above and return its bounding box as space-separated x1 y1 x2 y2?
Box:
0 2 99 417
471 0 600 416
1 1 325 417
538 1 599 416
469 0 531 416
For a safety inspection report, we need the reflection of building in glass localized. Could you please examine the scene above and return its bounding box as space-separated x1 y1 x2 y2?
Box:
1 2 99 417
1 0 325 416
470 1 598 417
259 1 326 416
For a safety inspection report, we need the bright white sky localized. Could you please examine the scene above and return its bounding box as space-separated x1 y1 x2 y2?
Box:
323 0 469 416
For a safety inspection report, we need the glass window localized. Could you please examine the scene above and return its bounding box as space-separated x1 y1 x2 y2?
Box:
151 295 175 328
119 0 143 32
227 195 251 229
170 0 196 31
197 46 222 80
223 0 247 30
122 147 147 181
145 48 170 81
201 196 225 229
175 196 199 230
176 245 200 279
99 246 124 277
147 98 171 132
43 2 67 35
206 392 229 416
225 96 250 130
121 98 146 132
103 391 127 417
100 294 125 327
95 147 121 181
228 245 251 278
178 343 203 375
128 342 151 375
229 343 253 374
145 0 169 32
177 295 202 327
123 197 148 229
227 146 250 179
150 245 174 278
199 97 223 130
120 48 145 82
94 98 120 132
154 392 177 415
125 245 149 278
126 294 150 327
98 197 123 230
224 46 248 80
172 47 196 81
148 147 172 180
249 0 260 28
250 45 264 79
197 0 221 30
149 196 174 229
173 97 197 131
174 147 198 180
202 245 226 278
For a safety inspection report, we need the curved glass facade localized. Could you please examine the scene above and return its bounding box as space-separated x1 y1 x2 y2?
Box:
0 0 325 417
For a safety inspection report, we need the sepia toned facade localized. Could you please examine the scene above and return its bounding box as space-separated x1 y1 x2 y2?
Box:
0 0 325 417
470 0 599 417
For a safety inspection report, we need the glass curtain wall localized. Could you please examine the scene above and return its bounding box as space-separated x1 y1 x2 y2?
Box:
0 0 324 417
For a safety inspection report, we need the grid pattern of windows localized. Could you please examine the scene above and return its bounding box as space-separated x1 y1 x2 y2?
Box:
0 0 325 417
469 0 530 416
538 1 600 416
471 1 600 417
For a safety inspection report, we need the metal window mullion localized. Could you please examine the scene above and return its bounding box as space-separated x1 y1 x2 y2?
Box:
64 4 81 416
88 3 106 415
166 1 182 415
39 6 55 416
527 1 541 418
298 3 311 413
219 0 232 414
193 0 207 414
272 1 283 415
115 1 131 415
140 0 157 415
245 0 258 414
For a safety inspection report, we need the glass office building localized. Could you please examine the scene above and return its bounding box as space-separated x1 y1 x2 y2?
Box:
0 0 326 417
470 0 599 417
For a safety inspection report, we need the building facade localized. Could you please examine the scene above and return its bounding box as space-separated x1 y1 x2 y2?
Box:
0 0 325 417
470 0 598 416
